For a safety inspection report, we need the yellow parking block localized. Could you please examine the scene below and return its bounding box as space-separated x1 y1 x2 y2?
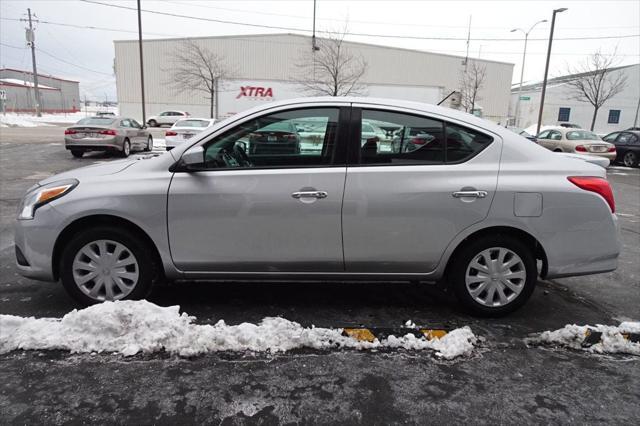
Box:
342 328 377 342
420 329 448 340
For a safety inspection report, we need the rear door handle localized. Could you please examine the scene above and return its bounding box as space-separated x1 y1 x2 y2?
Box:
452 190 488 198
292 191 328 199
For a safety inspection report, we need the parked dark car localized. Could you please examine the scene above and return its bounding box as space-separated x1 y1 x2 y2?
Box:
603 130 640 167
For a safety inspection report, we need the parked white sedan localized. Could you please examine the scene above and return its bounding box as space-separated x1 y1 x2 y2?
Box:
536 127 616 161
165 118 215 150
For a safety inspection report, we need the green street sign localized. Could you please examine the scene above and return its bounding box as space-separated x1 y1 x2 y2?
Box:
520 96 531 101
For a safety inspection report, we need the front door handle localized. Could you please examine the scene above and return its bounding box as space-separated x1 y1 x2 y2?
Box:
292 191 328 199
452 190 488 199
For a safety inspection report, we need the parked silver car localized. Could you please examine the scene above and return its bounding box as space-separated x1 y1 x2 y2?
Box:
64 116 153 158
16 98 620 315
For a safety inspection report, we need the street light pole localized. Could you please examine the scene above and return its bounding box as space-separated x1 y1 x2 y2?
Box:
536 8 567 135
137 0 146 124
511 19 547 128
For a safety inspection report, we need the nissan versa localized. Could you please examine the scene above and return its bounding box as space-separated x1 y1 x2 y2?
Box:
14 98 620 315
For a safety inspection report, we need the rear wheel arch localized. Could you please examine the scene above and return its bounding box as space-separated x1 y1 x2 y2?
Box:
444 226 548 280
52 214 164 282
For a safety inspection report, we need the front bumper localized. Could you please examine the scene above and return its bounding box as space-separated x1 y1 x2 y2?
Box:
13 204 64 282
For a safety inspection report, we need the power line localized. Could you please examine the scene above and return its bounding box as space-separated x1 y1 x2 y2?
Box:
162 0 640 31
79 0 640 42
36 48 113 76
0 17 183 37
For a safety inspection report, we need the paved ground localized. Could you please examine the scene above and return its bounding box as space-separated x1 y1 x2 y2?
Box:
1 125 639 424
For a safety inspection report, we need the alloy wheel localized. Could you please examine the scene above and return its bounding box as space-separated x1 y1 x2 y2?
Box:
623 151 636 167
72 239 139 301
465 247 526 307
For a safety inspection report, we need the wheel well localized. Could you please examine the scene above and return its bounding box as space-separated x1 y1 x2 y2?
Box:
52 214 164 281
553 148 562 152
445 226 548 279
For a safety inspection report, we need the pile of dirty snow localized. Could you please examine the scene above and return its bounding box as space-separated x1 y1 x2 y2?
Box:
533 322 640 356
0 300 477 359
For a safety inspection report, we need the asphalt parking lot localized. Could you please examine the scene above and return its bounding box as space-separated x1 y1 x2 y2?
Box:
1 125 639 424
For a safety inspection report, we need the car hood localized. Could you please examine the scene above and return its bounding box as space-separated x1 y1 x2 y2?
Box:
37 159 137 186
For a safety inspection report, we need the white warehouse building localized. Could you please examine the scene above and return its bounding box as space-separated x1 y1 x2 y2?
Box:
114 33 514 123
509 63 640 134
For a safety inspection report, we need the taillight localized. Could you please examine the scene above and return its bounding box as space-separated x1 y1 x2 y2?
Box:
568 176 615 213
608 146 616 152
575 145 587 152
166 131 177 136
64 129 76 135
99 129 117 136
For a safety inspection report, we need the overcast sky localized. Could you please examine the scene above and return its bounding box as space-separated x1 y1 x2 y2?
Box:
1 0 638 101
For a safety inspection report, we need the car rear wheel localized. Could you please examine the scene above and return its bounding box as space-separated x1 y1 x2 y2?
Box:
59 226 155 305
448 235 537 316
148 119 157 127
120 139 131 157
623 151 638 167
144 136 153 152
70 150 84 158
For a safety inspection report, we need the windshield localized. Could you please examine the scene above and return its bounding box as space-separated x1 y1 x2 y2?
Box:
566 130 601 141
175 119 210 128
76 117 115 126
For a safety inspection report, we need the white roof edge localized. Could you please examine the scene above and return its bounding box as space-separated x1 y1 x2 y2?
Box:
114 33 514 67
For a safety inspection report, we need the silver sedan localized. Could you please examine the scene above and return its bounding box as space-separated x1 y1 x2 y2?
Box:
16 97 620 316
64 116 153 158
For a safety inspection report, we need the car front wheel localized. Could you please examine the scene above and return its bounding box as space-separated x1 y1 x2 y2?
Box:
59 226 155 305
448 235 537 316
144 136 153 152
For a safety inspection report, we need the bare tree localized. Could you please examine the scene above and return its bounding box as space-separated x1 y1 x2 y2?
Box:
167 40 233 119
296 29 367 96
565 51 628 131
459 61 487 114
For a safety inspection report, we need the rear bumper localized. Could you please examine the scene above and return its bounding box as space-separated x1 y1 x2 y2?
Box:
65 136 122 151
578 151 617 160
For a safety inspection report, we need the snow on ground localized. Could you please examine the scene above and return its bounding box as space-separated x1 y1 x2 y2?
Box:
0 300 477 359
533 322 640 356
1 107 119 127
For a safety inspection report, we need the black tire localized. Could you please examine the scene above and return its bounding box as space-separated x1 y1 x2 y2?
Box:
448 234 537 317
148 119 157 127
71 150 84 158
59 226 156 306
144 136 153 152
120 139 131 157
623 151 638 168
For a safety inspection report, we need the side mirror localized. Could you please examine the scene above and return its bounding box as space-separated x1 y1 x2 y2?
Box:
172 146 205 172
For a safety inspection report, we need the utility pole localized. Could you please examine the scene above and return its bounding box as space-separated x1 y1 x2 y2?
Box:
311 0 319 51
22 8 42 117
463 15 471 69
536 8 567 135
137 0 147 124
511 19 547 127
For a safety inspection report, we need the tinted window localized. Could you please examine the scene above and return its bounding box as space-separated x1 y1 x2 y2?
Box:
359 110 445 165
76 117 115 125
617 133 638 144
566 130 600 140
603 132 619 142
175 119 211 128
202 108 339 169
130 119 142 128
549 131 562 140
120 119 132 128
445 122 494 162
537 130 550 139
608 109 621 124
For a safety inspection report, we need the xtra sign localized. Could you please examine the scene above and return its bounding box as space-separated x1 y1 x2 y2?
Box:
236 86 274 99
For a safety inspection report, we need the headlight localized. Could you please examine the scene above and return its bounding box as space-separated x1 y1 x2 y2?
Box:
17 179 78 220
